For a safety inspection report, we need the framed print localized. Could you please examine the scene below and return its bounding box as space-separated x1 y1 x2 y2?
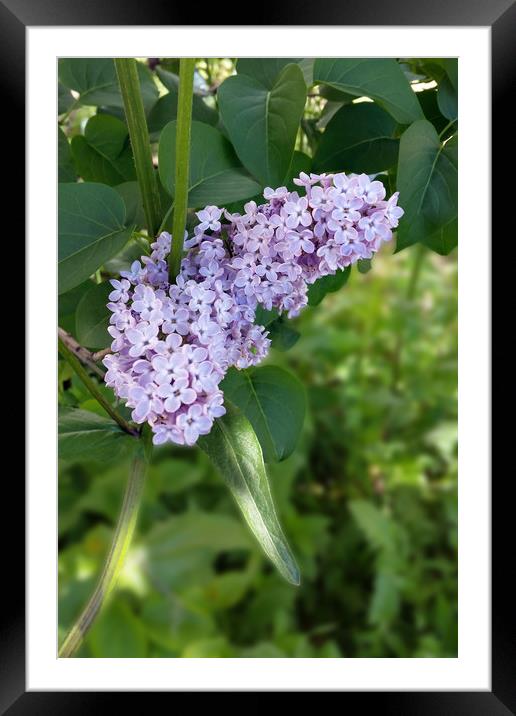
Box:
2 0 511 710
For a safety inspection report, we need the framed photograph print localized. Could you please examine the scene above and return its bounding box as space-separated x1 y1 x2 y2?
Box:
3 0 511 710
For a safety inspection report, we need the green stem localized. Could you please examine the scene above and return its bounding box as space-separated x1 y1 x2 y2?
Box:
58 439 151 657
168 58 196 282
115 58 162 238
58 336 138 436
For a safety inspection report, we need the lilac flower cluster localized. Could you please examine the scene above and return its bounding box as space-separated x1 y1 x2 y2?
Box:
104 171 403 446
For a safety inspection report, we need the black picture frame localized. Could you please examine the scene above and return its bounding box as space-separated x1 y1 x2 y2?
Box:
4 0 511 711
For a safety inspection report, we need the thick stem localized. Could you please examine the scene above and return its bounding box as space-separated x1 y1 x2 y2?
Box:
58 326 105 379
58 441 151 657
168 58 196 282
115 58 162 238
58 335 138 436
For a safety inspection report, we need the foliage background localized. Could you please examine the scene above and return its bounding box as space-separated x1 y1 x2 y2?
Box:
58 58 457 658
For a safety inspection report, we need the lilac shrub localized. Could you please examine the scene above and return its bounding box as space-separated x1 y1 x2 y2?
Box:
103 171 404 446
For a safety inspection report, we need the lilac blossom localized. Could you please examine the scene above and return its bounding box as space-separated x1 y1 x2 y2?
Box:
104 170 403 447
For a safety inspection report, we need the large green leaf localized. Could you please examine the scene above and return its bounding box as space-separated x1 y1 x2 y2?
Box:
58 182 132 294
75 281 112 349
158 120 261 207
313 59 423 125
198 403 300 585
217 63 307 186
71 114 136 185
396 121 458 253
58 407 136 462
58 58 158 113
221 366 305 463
88 601 147 658
313 102 399 174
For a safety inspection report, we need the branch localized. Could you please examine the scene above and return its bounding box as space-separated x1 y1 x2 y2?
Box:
58 326 105 378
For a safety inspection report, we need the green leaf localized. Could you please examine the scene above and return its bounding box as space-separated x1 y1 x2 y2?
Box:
58 58 158 113
114 181 146 227
396 121 457 253
58 280 92 334
158 120 261 207
58 407 136 462
313 59 423 124
286 151 312 191
217 64 307 186
416 89 449 135
58 182 132 294
88 601 147 658
313 102 399 174
307 267 351 306
58 81 74 115
236 58 303 89
148 89 218 140
267 319 300 352
221 366 306 463
71 114 136 186
58 127 76 182
198 403 300 585
75 281 112 349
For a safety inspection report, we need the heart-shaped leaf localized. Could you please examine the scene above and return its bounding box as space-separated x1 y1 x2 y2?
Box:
58 182 132 294
75 281 112 350
236 58 303 89
198 403 300 585
396 120 458 253
71 115 136 186
217 63 307 186
148 89 218 141
313 59 423 125
158 120 261 207
313 102 399 174
221 366 306 463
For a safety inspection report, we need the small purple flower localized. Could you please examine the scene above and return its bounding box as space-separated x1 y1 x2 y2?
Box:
177 404 213 445
196 205 223 233
284 194 312 229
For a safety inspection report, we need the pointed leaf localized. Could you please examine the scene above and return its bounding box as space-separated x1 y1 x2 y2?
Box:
198 403 300 585
58 407 136 461
218 63 307 186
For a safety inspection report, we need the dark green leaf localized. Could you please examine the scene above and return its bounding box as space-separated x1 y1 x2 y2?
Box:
114 181 146 227
313 102 399 174
58 127 76 183
158 120 261 207
286 151 312 190
75 281 112 350
267 319 300 351
58 58 158 113
147 89 218 141
58 407 136 462
396 121 458 253
221 366 306 463
218 64 307 186
58 81 74 115
58 182 132 294
416 89 449 135
198 403 300 584
236 58 303 89
313 59 423 124
307 267 351 306
71 114 136 185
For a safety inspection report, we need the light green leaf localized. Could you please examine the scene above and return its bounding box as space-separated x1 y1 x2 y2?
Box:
313 102 399 174
396 121 458 253
58 182 132 294
217 63 307 186
221 367 305 463
313 59 423 124
158 120 261 206
75 281 112 350
198 403 300 585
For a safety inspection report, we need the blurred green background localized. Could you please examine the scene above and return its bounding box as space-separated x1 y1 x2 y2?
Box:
59 242 457 658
